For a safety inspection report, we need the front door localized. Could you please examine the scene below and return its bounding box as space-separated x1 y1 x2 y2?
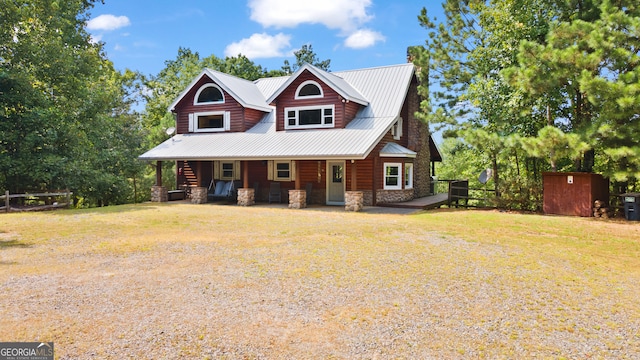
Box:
326 161 345 205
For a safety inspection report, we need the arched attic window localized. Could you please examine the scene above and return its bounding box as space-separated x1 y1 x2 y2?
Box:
295 80 323 99
194 84 224 105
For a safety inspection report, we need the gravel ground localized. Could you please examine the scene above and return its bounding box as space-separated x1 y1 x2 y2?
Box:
1 205 639 359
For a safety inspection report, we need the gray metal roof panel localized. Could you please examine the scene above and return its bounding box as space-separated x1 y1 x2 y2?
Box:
138 115 398 161
380 142 417 157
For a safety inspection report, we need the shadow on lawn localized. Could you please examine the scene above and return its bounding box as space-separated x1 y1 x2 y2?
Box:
52 202 163 216
0 239 32 249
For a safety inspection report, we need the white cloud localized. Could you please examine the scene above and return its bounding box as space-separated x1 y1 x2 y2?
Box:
248 0 372 33
87 14 131 31
224 33 292 59
344 29 385 49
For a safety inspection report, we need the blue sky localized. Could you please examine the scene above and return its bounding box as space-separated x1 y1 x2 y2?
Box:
86 0 444 76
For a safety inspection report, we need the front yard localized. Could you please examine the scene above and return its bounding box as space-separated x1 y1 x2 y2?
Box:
1 204 639 358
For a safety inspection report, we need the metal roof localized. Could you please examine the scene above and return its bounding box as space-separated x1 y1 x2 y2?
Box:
265 64 369 106
380 143 417 158
140 63 416 161
168 69 272 112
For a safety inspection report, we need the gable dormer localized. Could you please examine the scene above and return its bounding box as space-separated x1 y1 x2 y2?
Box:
267 64 369 131
169 70 271 134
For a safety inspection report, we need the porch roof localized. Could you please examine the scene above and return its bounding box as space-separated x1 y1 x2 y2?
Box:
138 113 399 161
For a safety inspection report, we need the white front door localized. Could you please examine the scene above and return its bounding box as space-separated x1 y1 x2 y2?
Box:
326 161 345 205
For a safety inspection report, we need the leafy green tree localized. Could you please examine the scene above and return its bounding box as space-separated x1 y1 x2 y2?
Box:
415 0 639 209
1 0 146 206
281 44 331 74
508 0 639 187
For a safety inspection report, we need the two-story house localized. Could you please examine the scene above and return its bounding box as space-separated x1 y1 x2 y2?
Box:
139 62 441 210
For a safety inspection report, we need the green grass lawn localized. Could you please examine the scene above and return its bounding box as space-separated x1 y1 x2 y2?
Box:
1 203 639 358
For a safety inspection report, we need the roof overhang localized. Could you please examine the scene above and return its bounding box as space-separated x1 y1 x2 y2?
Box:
168 70 272 113
266 64 369 106
379 142 417 158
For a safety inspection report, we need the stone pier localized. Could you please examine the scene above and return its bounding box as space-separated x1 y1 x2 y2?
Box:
151 186 167 202
288 189 307 209
345 191 364 212
237 188 255 206
190 186 208 204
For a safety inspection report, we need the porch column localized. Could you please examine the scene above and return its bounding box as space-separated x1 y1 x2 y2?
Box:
351 160 357 190
294 160 301 190
243 161 250 188
345 191 364 212
237 161 255 206
156 161 162 186
151 160 168 202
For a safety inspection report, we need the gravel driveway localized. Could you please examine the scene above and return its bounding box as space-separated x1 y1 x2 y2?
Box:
1 204 638 358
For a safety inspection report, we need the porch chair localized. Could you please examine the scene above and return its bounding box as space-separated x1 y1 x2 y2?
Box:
305 183 313 205
268 182 281 204
253 182 260 201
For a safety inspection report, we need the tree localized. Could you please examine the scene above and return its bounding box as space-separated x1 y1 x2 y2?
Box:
507 0 640 186
281 44 331 74
415 0 639 209
0 0 146 206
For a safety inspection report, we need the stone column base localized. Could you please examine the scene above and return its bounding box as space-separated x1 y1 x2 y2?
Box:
345 191 364 212
237 188 255 206
288 189 307 209
151 186 168 202
190 186 208 204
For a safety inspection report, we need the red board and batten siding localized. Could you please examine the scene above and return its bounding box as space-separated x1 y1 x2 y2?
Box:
273 70 362 131
173 75 267 133
542 172 609 217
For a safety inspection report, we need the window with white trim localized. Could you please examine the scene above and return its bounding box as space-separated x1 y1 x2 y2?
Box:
383 163 402 190
189 111 230 132
295 80 323 99
285 105 334 129
194 84 224 104
405 163 414 189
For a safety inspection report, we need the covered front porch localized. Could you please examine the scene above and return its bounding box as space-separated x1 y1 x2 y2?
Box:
150 158 368 211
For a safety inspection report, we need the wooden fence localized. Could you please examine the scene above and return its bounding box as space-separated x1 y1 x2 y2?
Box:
433 180 497 208
0 190 73 213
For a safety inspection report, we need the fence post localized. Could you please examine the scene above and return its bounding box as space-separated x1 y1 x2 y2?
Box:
5 190 9 213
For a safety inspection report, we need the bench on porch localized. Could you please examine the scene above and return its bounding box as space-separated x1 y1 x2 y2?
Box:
208 180 239 201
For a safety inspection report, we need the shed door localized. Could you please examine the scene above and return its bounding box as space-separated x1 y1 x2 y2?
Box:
326 161 345 205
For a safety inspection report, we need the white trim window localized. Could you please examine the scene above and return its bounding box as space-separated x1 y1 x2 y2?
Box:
383 163 402 190
189 111 230 132
295 80 323 99
285 105 334 129
194 84 224 105
404 163 414 189
391 117 403 140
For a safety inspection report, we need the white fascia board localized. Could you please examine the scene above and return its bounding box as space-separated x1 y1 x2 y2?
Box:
265 64 369 106
167 70 210 112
